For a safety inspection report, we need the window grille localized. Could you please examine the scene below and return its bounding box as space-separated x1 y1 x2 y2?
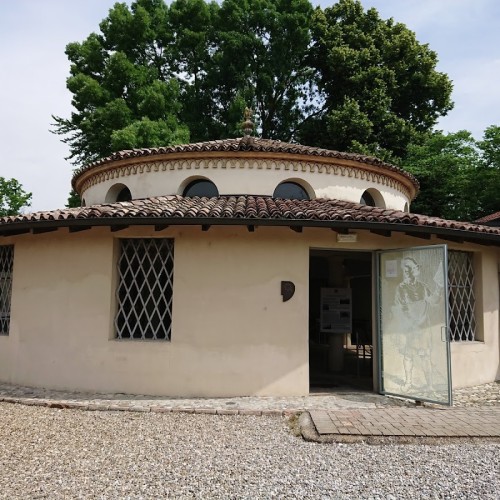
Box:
448 251 476 341
115 239 174 340
0 245 14 335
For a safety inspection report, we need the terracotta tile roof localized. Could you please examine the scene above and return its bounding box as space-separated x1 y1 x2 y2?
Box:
72 137 419 190
1 196 499 242
475 211 500 224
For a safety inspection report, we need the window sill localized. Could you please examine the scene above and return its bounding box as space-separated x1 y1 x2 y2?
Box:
450 340 484 344
111 338 171 342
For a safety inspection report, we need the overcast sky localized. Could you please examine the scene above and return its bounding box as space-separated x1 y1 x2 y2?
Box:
0 0 499 212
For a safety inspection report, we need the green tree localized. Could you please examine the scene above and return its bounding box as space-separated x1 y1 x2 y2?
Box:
479 125 500 167
206 0 315 140
169 0 221 141
54 0 453 168
0 177 32 217
402 127 500 221
66 189 81 208
52 0 190 167
471 125 500 219
301 0 453 161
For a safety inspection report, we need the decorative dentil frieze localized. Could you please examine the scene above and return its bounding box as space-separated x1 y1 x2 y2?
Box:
80 158 411 199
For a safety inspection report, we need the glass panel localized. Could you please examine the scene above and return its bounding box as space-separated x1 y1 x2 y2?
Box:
117 187 132 202
377 245 451 405
360 191 375 206
183 180 219 197
273 182 309 200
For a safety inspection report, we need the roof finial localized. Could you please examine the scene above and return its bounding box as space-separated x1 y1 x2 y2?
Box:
242 107 254 137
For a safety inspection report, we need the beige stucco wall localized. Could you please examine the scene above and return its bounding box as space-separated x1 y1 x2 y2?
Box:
0 227 309 396
80 158 411 211
449 249 500 387
0 226 498 397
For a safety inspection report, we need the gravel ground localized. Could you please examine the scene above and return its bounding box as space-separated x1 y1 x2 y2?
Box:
0 403 498 499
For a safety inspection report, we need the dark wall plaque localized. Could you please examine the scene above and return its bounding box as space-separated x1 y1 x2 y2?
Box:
281 281 295 302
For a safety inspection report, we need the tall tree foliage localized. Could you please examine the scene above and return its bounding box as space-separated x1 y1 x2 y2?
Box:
53 0 453 168
402 126 500 221
53 0 190 167
402 131 478 221
0 178 32 217
168 0 220 141
207 0 315 140
471 125 500 219
302 0 453 161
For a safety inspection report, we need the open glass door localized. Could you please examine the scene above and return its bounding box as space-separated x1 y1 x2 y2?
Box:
377 245 452 405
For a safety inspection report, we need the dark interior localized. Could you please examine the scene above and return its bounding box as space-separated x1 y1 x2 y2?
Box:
309 250 373 391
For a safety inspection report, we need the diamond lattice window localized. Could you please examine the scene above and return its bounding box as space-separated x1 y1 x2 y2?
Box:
448 251 476 341
0 245 14 335
115 239 174 340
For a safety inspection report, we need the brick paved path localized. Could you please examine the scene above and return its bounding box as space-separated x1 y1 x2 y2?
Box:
309 408 500 437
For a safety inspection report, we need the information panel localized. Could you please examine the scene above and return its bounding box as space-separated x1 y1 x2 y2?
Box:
320 288 352 334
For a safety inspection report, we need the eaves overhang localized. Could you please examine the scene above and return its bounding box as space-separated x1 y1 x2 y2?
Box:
1 216 499 246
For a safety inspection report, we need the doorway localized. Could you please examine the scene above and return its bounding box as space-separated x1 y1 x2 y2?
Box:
309 250 374 390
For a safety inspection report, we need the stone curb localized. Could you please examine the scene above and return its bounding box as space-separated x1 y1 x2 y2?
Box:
0 396 301 417
298 411 320 442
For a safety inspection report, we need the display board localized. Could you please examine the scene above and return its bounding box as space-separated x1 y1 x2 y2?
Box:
320 288 352 334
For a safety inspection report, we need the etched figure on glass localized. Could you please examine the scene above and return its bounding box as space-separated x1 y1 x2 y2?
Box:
392 256 444 393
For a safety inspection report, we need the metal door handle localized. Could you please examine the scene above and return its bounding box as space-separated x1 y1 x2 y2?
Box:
441 326 448 342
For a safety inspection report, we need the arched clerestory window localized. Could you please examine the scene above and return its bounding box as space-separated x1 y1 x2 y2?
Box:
105 183 133 203
360 188 385 208
182 179 219 197
273 182 310 200
116 186 132 202
360 190 376 207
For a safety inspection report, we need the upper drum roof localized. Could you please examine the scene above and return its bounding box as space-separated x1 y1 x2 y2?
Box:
71 136 420 195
